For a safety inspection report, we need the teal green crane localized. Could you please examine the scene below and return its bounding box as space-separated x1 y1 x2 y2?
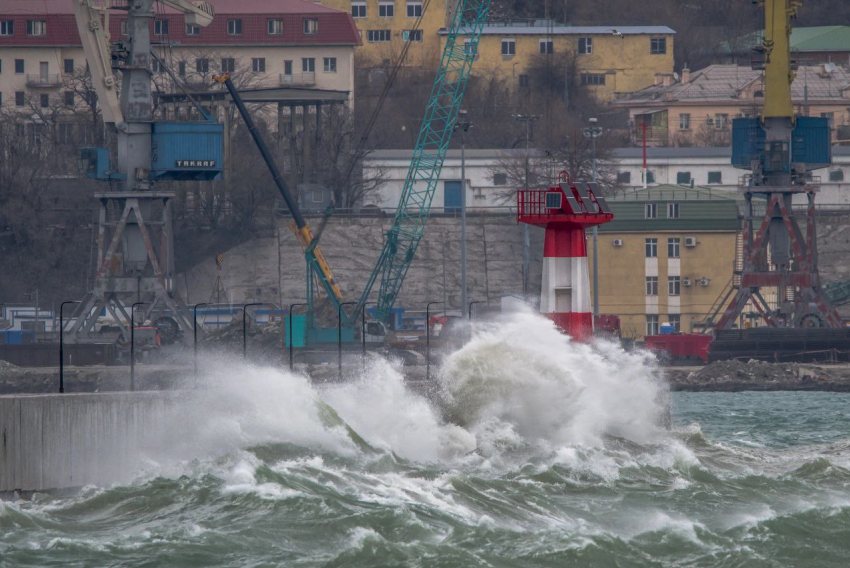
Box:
356 0 493 320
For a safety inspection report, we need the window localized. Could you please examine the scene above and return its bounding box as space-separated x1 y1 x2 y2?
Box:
152 59 164 73
252 58 265 73
227 19 242 35
351 3 366 18
676 172 692 185
303 19 318 35
645 238 658 258
645 203 657 219
714 113 730 130
284 60 293 75
268 19 284 34
581 73 605 86
121 20 128 36
302 58 315 72
668 276 680 296
323 57 337 72
668 238 680 258
404 29 423 42
829 170 844 182
186 24 200 35
646 315 659 336
27 20 47 36
518 74 529 88
679 113 690 130
617 172 631 184
221 58 235 73
493 173 507 186
578 37 593 54
196 58 209 73
40 93 49 108
0 20 13 36
178 61 186 76
667 202 679 219
379 3 395 17
15 59 24 74
650 37 666 54
367 30 391 42
668 314 681 332
646 171 656 184
64 59 74 74
646 277 659 296
64 91 74 106
707 171 723 184
501 38 515 56
539 39 553 54
154 19 168 35
406 2 423 17
15 91 25 107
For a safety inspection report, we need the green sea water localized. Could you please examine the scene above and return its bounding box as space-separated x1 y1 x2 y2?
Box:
2 314 850 567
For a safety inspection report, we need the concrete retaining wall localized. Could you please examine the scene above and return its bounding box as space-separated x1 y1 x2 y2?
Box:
0 392 179 493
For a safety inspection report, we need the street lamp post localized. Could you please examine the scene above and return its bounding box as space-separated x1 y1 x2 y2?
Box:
513 114 540 296
288 303 307 371
338 302 356 380
192 302 208 376
130 301 147 392
59 300 80 393
426 301 443 380
242 303 263 360
583 118 603 318
455 110 472 319
361 302 376 370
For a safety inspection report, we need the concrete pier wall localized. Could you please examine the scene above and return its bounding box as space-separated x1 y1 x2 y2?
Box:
0 392 179 493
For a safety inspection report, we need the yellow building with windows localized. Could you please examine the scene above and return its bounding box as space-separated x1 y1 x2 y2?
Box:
319 0 448 65
587 186 740 340
440 24 676 99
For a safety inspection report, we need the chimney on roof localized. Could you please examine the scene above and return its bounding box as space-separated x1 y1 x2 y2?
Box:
681 66 691 84
655 73 676 87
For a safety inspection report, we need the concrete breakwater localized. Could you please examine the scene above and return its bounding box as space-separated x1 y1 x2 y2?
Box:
0 392 179 494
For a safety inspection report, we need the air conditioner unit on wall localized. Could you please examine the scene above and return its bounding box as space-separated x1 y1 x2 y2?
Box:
682 278 693 287
613 239 624 247
685 236 697 247
700 277 710 287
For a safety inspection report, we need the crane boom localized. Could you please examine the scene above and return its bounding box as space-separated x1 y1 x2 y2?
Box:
761 0 798 122
214 74 345 307
357 0 493 320
72 0 123 127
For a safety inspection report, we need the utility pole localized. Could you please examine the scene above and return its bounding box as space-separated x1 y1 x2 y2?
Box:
513 114 540 297
455 110 472 319
583 118 603 317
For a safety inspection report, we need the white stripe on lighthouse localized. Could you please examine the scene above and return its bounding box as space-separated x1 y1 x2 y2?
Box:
540 256 592 315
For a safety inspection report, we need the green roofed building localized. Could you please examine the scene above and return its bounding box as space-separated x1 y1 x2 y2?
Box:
717 26 850 67
588 185 741 340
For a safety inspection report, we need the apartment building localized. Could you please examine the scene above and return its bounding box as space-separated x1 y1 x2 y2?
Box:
440 23 676 100
588 186 740 340
612 64 850 146
0 0 361 113
320 0 448 66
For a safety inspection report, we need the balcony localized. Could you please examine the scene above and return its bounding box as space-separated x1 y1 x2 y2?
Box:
26 74 62 88
280 72 316 87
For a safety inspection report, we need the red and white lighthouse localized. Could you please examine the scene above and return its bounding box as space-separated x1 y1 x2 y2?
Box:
517 173 613 342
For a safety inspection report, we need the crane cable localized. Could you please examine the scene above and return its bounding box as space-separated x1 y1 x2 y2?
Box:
311 0 435 243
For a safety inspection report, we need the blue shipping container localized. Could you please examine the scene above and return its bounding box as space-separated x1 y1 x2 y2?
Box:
151 121 223 181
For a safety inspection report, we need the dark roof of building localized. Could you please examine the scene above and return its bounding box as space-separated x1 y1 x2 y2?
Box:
439 24 675 36
614 64 850 106
600 184 740 232
0 0 361 47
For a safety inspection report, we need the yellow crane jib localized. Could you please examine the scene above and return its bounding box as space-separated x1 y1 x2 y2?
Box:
759 0 798 123
289 221 345 303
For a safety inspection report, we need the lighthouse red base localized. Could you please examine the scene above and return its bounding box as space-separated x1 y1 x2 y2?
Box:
517 174 613 342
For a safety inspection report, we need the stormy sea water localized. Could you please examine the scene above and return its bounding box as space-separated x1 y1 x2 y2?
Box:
3 313 850 567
